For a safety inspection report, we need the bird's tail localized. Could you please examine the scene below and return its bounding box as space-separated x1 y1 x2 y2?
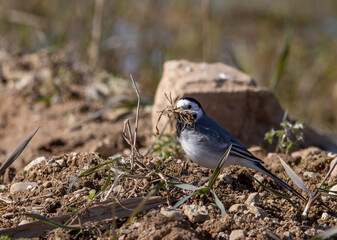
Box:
253 163 305 201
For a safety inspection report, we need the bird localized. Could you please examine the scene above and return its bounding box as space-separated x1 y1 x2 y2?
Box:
175 97 304 200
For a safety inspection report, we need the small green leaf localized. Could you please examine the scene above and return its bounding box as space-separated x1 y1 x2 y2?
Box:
89 189 96 199
208 144 232 189
279 156 311 196
172 194 194 209
25 213 80 230
211 190 226 218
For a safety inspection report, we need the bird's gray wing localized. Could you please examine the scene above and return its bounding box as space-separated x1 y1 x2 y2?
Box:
197 115 263 164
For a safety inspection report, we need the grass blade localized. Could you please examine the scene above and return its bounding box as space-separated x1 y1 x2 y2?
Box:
208 144 232 189
96 169 113 196
270 32 292 91
172 193 194 209
319 157 337 188
25 213 80 230
279 156 311 196
0 127 39 176
211 190 226 218
127 180 165 224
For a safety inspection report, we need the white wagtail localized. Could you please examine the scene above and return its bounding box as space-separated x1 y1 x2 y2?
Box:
175 97 304 200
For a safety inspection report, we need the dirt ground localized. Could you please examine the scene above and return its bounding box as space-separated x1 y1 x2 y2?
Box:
1 49 337 239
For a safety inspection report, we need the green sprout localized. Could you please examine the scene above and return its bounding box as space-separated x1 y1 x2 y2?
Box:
265 114 304 154
170 145 232 218
153 134 183 159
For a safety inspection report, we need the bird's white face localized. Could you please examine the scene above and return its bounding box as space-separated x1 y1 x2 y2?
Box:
176 98 204 121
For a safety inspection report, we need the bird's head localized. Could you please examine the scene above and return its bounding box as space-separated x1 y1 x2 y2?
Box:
175 97 205 121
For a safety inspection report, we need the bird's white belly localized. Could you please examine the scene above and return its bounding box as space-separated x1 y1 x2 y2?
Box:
180 133 257 170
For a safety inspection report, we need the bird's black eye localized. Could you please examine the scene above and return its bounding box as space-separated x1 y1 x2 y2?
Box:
188 105 192 109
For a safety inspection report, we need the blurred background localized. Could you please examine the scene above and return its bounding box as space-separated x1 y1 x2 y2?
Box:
0 0 336 133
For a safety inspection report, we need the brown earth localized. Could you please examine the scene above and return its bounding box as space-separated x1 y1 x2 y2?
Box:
0 50 337 239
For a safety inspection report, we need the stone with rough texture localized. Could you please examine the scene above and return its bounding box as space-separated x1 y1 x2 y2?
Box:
183 204 209 223
10 182 38 194
152 60 337 151
228 204 267 218
245 192 259 205
160 207 184 221
229 229 247 240
24 156 46 171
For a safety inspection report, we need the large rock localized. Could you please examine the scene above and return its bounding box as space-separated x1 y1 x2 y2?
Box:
152 60 337 151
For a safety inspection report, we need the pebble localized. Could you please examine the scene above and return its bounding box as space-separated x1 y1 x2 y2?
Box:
43 181 52 188
3 212 14 219
24 156 46 171
283 231 293 239
321 212 331 220
253 174 264 183
245 192 259 205
45 198 54 203
0 185 7 191
329 185 337 196
183 205 209 223
56 159 66 167
217 232 229 240
229 229 247 240
129 222 141 229
219 173 233 184
303 171 317 178
228 204 267 218
160 207 184 221
18 220 30 226
10 182 38 194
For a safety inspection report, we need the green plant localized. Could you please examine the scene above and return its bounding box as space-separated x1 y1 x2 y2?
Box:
170 144 232 218
153 134 183 159
265 116 304 154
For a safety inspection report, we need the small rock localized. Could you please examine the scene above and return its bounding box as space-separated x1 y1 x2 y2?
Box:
10 182 38 194
160 207 184 221
3 212 14 219
129 222 141 229
303 171 317 178
330 158 337 178
183 205 209 223
43 181 52 188
45 198 54 203
228 204 267 218
245 192 259 205
321 212 331 220
253 174 264 183
229 229 247 240
0 185 7 191
283 231 292 239
220 173 233 184
18 220 30 226
56 159 66 168
329 185 337 196
24 156 46 171
118 235 126 240
217 232 229 240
